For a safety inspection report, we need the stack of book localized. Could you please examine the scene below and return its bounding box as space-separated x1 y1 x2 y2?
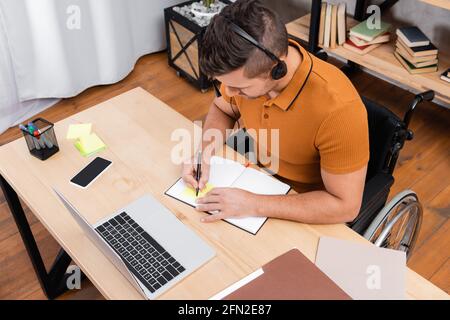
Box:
343 19 391 55
441 68 450 83
395 26 439 74
318 2 347 49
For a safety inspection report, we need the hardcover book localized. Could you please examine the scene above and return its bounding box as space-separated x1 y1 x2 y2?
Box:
349 19 391 42
396 26 430 47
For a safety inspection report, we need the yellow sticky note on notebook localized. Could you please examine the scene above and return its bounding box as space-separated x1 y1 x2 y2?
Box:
67 123 92 140
182 183 214 199
74 133 106 157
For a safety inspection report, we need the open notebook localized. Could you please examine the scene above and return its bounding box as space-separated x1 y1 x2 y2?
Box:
165 156 291 234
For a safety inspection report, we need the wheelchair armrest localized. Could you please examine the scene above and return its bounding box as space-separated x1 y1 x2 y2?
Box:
349 173 394 235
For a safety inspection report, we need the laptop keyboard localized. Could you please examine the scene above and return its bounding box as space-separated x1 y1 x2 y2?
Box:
95 212 186 293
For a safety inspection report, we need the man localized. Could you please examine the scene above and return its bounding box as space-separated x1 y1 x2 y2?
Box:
182 0 369 224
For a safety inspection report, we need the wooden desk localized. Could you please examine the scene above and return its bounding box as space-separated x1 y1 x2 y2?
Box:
0 87 447 299
287 14 450 106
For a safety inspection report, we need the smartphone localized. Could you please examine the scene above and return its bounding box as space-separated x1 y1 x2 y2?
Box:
70 157 112 189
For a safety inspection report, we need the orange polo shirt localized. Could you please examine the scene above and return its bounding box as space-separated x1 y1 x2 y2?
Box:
221 40 369 193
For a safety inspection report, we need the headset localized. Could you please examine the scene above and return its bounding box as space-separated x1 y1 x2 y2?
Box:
224 17 288 80
212 16 314 112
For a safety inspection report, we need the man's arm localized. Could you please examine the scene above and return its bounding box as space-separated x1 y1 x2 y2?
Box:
197 165 367 224
202 96 240 149
182 96 240 189
256 165 367 223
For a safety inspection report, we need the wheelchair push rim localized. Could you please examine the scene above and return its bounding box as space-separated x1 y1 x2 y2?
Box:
364 190 423 259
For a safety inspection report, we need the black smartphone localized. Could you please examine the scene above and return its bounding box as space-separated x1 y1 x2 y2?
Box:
70 157 112 188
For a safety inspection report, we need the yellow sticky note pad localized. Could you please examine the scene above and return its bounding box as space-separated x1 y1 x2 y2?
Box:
74 133 106 157
67 123 92 140
182 183 214 199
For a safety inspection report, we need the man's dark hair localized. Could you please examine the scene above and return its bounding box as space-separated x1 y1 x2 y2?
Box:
200 0 288 79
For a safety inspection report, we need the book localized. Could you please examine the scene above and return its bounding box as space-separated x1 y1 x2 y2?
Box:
394 52 438 74
349 19 391 42
210 248 351 300
395 49 438 68
165 156 291 235
440 68 450 83
396 26 430 47
323 3 332 48
396 37 438 57
315 237 406 300
349 32 390 47
395 43 437 63
343 39 381 55
337 3 347 45
318 2 327 46
330 4 338 49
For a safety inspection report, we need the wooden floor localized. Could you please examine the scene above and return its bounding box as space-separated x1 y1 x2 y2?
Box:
0 52 448 299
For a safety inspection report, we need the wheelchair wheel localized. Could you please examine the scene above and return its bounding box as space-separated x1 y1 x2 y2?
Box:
363 190 423 259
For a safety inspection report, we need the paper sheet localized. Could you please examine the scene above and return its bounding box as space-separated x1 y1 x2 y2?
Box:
66 123 92 140
182 183 215 199
231 167 291 195
209 268 265 300
315 237 406 300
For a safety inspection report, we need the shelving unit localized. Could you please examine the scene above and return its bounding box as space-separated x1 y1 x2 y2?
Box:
287 0 450 106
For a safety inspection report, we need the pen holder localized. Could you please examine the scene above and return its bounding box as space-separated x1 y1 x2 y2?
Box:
21 118 59 161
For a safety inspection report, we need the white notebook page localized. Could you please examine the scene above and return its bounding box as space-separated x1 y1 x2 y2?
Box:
166 157 246 207
165 157 290 234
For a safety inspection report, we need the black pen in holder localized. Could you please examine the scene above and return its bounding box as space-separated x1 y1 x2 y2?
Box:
20 118 59 161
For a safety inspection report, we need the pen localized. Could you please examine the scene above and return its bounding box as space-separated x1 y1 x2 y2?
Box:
195 151 202 197
27 122 37 133
33 129 54 148
19 124 41 150
18 124 28 132
41 132 54 148
28 123 48 149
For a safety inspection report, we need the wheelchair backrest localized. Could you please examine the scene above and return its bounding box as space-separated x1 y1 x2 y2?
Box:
362 97 403 180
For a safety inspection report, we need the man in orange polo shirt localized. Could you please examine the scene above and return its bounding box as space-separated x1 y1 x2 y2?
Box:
182 0 369 224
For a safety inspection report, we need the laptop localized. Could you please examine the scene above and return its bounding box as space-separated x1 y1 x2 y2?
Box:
53 188 215 299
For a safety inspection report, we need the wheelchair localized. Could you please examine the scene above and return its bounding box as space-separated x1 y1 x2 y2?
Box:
348 90 435 259
227 90 435 260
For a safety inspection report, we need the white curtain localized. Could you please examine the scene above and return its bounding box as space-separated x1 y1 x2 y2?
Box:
0 0 184 134
0 7 59 134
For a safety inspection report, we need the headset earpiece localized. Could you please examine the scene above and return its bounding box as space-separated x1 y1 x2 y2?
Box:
271 61 287 80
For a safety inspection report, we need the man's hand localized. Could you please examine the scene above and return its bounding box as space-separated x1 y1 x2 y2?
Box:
195 188 259 223
181 94 239 192
181 155 211 190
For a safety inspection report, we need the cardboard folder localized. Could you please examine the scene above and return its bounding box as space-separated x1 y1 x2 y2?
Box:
220 249 351 300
